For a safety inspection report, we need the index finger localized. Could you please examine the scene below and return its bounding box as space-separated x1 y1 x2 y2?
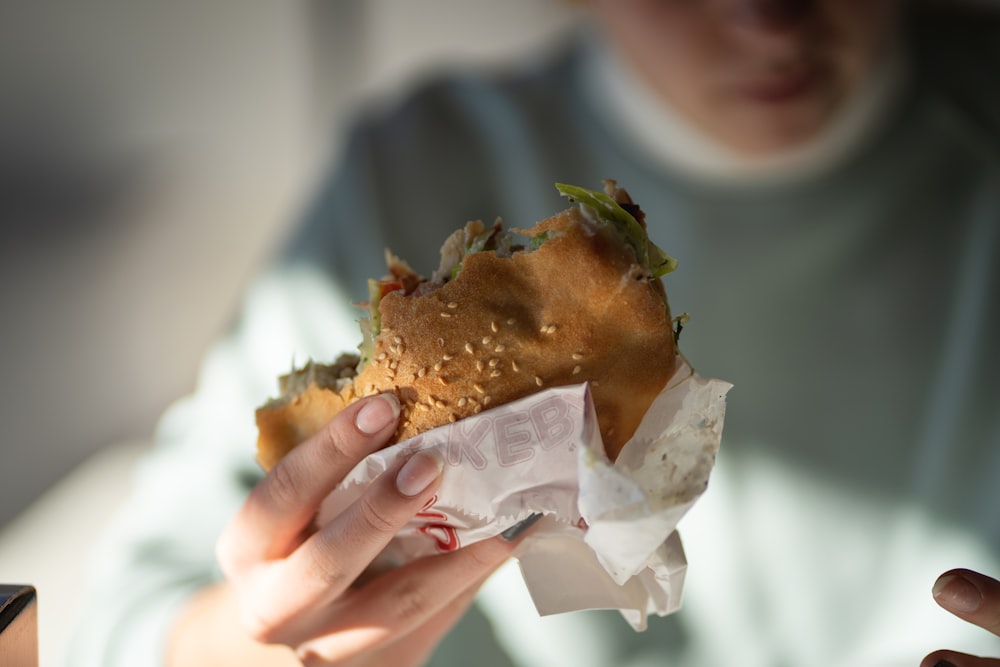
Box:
932 568 1000 637
218 393 401 570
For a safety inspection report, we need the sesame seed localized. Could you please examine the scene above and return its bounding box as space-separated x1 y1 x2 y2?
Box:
393 336 403 345
535 376 544 386
474 405 482 414
507 318 515 325
494 344 505 352
511 360 520 372
417 403 429 411
376 352 387 361
465 342 474 354
473 383 485 394
488 358 500 368
482 396 492 406
572 353 583 360
437 338 445 347
417 367 427 378
490 370 502 378
482 336 493 346
438 377 449 385
442 353 454 361
440 312 452 318
458 397 468 407
435 399 447 409
491 321 499 333
433 362 443 372
476 360 485 372
447 301 458 309
572 365 581 375
389 360 398 370
449 413 457 423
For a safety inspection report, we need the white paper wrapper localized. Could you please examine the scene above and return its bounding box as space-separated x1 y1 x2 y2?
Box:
317 359 731 630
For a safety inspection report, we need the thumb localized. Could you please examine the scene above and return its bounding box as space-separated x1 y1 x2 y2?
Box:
932 569 1000 637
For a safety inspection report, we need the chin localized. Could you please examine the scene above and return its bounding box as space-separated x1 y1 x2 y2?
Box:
714 101 842 157
718 82 847 156
724 122 828 156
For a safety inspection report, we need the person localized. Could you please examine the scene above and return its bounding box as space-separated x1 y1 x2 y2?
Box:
72 0 1000 665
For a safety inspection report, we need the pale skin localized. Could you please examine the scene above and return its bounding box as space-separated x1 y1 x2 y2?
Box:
167 393 531 667
167 1 999 664
588 0 903 155
920 569 1000 667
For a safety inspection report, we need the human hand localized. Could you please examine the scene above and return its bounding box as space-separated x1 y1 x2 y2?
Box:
215 393 530 667
920 568 1000 667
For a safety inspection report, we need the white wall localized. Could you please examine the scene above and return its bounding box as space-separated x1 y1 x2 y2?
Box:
0 0 580 527
0 3 581 664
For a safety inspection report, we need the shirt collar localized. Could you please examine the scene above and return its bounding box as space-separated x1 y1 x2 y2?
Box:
580 30 909 187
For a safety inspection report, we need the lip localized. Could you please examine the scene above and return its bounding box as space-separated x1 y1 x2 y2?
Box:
737 66 820 104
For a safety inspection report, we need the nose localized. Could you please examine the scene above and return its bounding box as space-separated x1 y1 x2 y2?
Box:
727 0 815 31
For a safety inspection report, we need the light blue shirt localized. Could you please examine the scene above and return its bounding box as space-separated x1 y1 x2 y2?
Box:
73 7 1000 666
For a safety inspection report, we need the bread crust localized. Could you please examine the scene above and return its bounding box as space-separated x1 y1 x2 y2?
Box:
256 205 677 469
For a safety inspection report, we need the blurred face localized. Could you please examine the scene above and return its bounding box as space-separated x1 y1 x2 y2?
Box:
590 0 902 155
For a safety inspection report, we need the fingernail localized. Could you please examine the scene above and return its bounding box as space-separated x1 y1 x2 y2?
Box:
355 393 400 435
396 450 444 497
501 513 543 541
933 573 983 613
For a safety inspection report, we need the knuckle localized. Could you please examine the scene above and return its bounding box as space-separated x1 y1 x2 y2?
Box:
319 419 357 467
265 459 302 511
357 494 400 535
240 600 284 645
214 534 239 578
300 542 351 591
215 528 258 581
389 577 432 622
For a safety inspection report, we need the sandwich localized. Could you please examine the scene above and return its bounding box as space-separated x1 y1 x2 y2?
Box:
255 180 681 470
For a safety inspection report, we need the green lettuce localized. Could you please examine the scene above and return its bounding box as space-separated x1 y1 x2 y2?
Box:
555 183 677 278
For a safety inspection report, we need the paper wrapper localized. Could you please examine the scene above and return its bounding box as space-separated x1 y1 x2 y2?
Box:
316 359 731 630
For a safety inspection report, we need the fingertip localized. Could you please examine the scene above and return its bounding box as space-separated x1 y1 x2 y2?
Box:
396 449 445 497
500 513 544 542
933 571 983 614
355 393 401 435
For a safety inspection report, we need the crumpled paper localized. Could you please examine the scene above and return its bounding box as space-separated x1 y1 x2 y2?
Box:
316 359 731 630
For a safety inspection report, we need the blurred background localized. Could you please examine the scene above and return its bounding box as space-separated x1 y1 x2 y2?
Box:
0 1 580 664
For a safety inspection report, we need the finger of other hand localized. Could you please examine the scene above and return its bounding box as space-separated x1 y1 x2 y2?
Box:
920 648 999 667
244 450 444 646
219 394 400 570
933 569 1000 637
